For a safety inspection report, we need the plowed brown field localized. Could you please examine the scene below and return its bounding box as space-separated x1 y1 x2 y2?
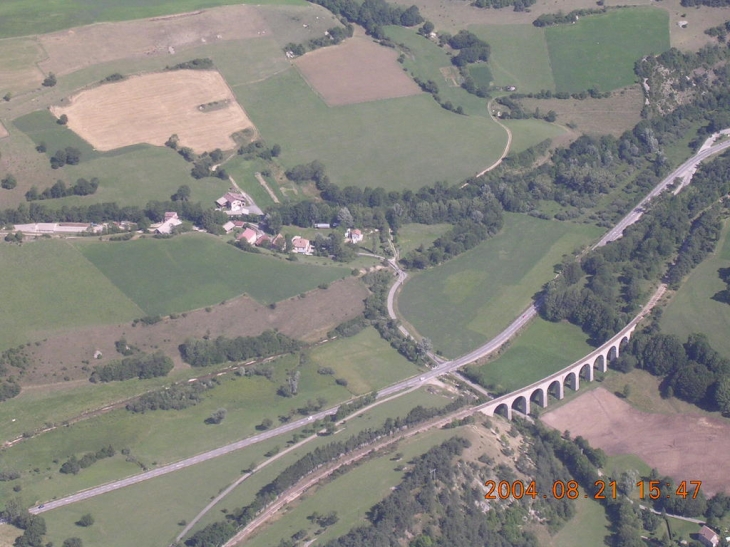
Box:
542 388 730 495
51 69 254 152
38 5 269 76
295 36 421 106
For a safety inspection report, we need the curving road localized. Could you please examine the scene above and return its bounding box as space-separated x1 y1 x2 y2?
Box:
29 132 730 517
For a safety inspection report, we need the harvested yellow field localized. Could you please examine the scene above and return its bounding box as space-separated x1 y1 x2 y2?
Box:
51 70 255 152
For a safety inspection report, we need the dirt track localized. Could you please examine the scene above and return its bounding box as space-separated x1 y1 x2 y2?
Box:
542 388 730 495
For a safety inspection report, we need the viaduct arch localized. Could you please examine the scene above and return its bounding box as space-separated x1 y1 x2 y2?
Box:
481 285 666 420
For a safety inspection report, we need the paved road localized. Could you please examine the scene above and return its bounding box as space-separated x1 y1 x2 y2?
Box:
29 132 730 516
594 137 730 249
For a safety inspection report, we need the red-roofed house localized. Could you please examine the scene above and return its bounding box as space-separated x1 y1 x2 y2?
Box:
237 227 258 245
292 235 312 254
346 228 363 244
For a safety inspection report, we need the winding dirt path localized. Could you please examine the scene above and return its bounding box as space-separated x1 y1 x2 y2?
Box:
475 99 513 177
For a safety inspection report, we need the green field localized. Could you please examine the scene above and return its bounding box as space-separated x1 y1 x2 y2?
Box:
75 234 350 315
223 155 281 209
547 494 610 547
470 24 556 93
468 65 492 87
0 240 142 351
384 26 494 119
467 318 592 394
0 0 305 40
0 353 349 504
14 110 101 162
310 327 421 394
234 67 505 190
33 387 450 547
188 387 451 534
399 214 603 357
503 118 568 155
13 110 231 208
662 220 730 358
396 223 452 255
546 8 669 93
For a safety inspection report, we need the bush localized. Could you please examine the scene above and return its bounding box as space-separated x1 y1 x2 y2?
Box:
1 175 17 190
76 514 94 527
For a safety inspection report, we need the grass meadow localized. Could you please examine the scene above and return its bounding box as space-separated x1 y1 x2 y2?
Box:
187 387 451 535
546 8 669 93
661 220 730 358
466 317 592 394
35 387 450 547
14 110 101 162
75 234 351 314
234 67 505 190
399 214 603 357
310 327 421 394
502 118 568 154
383 26 496 119
0 0 305 39
396 223 452 255
13 110 231 208
469 24 556 92
0 240 142 351
545 494 610 547
223 155 282 208
0 353 343 506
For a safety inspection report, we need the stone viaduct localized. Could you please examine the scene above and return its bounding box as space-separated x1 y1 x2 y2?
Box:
480 284 667 420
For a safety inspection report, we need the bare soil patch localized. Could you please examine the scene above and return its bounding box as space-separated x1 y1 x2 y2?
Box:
0 121 7 139
23 277 368 385
519 85 644 137
295 36 421 106
38 5 270 76
542 387 730 495
0 38 45 94
51 69 254 152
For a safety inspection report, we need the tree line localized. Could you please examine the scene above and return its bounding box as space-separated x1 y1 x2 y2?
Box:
90 350 173 382
60 445 115 475
473 0 536 12
178 330 301 367
533 7 606 27
25 177 99 201
284 24 354 57
125 380 217 413
305 0 423 38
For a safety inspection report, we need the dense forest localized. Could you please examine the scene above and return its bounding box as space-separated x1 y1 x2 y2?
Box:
540 151 730 344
